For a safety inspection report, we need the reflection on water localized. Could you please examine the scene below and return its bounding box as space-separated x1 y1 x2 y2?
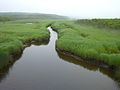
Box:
0 27 119 90
0 39 49 83
57 51 120 87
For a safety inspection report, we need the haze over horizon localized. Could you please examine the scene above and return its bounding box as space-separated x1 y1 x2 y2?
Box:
0 0 120 19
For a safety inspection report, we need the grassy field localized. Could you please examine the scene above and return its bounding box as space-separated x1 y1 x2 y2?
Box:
0 14 120 68
0 20 50 65
0 12 68 70
51 20 120 67
76 19 120 29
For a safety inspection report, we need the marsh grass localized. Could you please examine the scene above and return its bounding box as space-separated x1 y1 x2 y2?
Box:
51 20 120 66
0 20 50 63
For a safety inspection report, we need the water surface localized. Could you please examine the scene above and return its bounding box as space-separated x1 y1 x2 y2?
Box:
0 27 119 90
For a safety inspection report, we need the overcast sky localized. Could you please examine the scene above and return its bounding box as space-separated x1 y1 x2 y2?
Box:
0 0 120 18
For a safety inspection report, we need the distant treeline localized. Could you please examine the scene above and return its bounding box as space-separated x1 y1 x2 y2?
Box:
0 12 68 22
76 19 120 29
0 16 14 22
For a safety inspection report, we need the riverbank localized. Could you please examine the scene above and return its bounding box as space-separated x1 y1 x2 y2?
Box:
0 21 50 69
56 49 118 70
51 20 120 68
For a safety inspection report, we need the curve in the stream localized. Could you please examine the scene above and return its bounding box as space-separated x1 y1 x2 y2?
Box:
0 27 119 90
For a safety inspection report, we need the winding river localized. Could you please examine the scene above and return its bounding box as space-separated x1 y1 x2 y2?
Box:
0 27 119 90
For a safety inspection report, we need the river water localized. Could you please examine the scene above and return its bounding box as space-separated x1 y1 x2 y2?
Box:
0 27 119 90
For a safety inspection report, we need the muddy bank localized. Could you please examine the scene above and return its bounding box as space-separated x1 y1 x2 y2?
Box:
56 48 120 71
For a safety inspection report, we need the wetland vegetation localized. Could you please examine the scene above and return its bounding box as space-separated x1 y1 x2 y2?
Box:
0 12 66 69
0 12 120 90
51 20 120 67
0 20 50 61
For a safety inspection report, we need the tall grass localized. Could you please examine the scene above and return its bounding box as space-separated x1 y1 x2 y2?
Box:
0 20 50 63
51 20 120 66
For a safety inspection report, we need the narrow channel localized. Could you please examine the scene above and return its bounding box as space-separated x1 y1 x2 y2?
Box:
0 27 119 90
